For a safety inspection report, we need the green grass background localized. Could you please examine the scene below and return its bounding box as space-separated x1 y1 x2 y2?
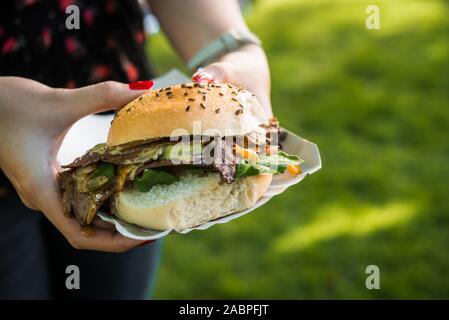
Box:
147 0 449 299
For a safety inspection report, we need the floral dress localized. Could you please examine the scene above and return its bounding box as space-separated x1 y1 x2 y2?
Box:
0 0 153 88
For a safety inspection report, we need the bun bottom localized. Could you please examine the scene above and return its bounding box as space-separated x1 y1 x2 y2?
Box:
114 172 272 231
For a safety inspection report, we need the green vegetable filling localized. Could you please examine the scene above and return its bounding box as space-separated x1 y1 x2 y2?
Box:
133 169 179 192
85 143 302 192
92 161 116 180
236 150 303 178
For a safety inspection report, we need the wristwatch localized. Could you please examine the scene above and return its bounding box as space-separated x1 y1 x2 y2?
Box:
187 28 262 71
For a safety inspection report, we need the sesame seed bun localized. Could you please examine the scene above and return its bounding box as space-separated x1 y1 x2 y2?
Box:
107 82 268 146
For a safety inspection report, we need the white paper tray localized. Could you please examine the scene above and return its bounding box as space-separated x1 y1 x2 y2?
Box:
97 130 321 240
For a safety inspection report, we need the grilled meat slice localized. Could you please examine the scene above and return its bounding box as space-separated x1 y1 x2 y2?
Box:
59 168 114 225
212 138 236 184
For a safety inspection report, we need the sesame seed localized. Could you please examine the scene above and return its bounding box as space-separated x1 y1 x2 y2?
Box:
184 92 189 96
202 95 206 101
185 105 190 111
200 103 206 109
231 97 238 102
219 92 224 96
155 92 161 97
215 108 220 113
188 98 195 102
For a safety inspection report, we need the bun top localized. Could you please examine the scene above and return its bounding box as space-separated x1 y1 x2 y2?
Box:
107 82 268 146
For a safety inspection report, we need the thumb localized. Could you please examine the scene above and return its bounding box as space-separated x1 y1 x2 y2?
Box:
192 63 235 84
63 80 154 119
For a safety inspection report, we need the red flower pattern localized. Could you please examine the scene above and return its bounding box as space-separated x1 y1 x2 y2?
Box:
41 26 52 48
83 7 95 27
58 0 73 12
125 62 139 82
2 37 17 54
1 0 150 89
91 65 111 80
105 0 117 14
135 30 145 44
65 36 78 54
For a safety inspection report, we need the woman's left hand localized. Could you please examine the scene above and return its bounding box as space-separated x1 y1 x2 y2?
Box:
192 44 273 117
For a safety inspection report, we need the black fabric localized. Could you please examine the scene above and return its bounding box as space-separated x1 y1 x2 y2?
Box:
0 183 162 300
0 0 153 88
0 189 51 299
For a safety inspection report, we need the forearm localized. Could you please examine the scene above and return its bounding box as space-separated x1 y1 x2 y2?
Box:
148 0 249 61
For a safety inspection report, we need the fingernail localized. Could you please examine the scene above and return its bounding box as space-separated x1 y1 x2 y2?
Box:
129 80 154 90
137 240 154 247
192 71 214 84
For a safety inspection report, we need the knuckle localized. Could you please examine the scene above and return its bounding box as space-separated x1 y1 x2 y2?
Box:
114 245 130 253
15 186 38 210
209 63 231 81
51 87 70 101
21 181 38 195
98 81 119 98
114 241 135 253
68 238 83 250
22 199 37 210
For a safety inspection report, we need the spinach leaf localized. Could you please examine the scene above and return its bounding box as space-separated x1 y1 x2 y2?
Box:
277 150 302 162
236 150 303 177
133 169 178 192
93 162 115 180
236 163 278 178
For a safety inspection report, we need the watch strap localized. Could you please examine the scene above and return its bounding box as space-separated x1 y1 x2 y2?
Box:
187 28 261 71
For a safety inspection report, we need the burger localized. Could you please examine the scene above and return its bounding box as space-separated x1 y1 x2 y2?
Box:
59 82 302 231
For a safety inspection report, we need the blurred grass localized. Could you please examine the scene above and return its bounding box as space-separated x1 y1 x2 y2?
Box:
148 0 449 299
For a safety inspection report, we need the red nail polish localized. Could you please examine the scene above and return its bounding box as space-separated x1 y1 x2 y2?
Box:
192 72 214 84
129 80 154 90
137 240 154 247
192 74 202 82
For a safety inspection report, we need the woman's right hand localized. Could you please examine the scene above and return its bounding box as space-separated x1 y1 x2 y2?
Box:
0 77 152 252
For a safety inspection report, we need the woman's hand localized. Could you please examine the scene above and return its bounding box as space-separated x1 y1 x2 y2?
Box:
192 44 272 117
0 77 152 252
